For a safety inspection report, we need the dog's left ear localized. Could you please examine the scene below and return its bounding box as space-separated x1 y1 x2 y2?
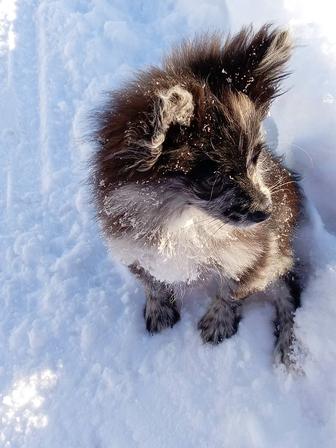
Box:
166 25 292 118
223 25 292 116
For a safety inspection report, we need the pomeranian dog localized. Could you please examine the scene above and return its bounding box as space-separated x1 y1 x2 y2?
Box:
90 25 304 367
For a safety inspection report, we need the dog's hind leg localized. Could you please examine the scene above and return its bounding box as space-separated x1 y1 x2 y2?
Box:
273 271 302 367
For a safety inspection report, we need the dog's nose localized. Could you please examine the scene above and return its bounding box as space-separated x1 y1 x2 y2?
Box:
248 210 271 223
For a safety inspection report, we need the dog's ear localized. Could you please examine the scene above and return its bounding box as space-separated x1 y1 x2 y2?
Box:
95 84 194 173
222 25 292 115
166 25 292 117
125 85 194 172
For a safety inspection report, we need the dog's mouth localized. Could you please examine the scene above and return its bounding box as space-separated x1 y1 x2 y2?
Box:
221 209 271 227
245 210 271 224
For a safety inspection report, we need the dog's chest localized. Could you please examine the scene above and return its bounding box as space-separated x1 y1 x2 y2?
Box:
108 212 262 284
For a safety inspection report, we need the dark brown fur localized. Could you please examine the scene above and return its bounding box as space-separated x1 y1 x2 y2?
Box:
89 25 304 368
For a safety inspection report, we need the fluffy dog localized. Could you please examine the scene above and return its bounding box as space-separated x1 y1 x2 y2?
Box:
90 25 304 367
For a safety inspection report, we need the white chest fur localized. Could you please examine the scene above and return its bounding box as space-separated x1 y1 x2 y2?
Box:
106 201 263 284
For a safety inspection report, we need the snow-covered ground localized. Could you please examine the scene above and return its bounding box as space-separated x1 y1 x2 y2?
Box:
1 0 336 446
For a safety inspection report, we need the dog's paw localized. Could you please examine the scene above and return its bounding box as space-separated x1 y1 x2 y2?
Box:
144 298 180 334
198 308 240 345
274 338 294 368
274 334 307 375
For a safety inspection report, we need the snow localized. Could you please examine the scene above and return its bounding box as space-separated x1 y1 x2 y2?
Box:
1 0 336 447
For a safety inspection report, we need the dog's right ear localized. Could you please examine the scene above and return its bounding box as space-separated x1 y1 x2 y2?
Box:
96 84 194 173
128 85 194 172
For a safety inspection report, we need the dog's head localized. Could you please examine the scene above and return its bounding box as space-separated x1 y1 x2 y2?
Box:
94 25 292 227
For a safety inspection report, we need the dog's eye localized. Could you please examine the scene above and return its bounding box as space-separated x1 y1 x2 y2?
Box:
192 159 217 181
251 153 259 165
249 145 262 167
197 170 226 200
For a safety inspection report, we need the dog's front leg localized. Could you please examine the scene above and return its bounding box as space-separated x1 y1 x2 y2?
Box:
198 294 242 344
129 263 180 334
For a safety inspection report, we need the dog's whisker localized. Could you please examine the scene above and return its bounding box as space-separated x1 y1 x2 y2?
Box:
290 143 315 168
270 180 297 193
209 171 220 202
212 222 226 236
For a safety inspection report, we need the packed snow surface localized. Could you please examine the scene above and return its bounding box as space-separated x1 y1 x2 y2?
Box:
1 0 336 447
